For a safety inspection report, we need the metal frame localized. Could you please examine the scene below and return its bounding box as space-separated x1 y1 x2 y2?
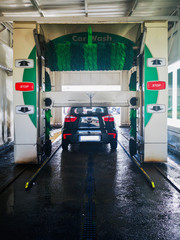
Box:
30 0 44 17
0 16 178 24
127 0 138 17
1 22 13 33
43 91 138 108
0 64 12 73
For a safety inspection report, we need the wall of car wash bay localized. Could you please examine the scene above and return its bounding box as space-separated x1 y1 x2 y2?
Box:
168 21 180 156
0 24 13 147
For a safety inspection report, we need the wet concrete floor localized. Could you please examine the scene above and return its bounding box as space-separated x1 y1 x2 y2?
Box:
0 133 180 240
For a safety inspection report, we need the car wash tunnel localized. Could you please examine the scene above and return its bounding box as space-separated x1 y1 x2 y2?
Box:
0 1 180 240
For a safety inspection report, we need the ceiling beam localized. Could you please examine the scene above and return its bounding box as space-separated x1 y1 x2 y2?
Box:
30 0 44 17
0 16 178 24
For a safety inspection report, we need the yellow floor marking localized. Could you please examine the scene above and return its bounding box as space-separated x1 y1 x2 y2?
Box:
50 130 62 143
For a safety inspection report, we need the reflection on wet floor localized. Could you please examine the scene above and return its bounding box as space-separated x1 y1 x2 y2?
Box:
69 142 112 153
0 134 180 239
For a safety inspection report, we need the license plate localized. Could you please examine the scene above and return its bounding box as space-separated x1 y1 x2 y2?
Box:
79 135 100 142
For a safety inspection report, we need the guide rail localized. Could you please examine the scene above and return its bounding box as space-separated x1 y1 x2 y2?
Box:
0 167 27 194
118 140 155 189
25 144 61 190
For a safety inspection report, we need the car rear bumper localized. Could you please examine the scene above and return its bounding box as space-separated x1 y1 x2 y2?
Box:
62 132 117 144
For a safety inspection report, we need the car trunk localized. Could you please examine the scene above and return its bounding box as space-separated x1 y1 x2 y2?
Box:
77 116 104 142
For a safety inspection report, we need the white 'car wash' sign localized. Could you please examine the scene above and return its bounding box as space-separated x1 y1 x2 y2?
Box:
147 58 166 67
15 59 34 68
16 105 34 115
147 104 166 113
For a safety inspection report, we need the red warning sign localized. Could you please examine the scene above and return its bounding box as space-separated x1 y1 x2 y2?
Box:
147 81 166 90
15 82 34 91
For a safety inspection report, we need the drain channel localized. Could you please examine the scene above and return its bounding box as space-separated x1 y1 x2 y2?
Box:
82 152 96 239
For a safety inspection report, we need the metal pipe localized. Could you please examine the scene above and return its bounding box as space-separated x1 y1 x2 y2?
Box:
139 54 144 139
25 144 61 190
0 63 12 72
33 28 44 162
33 29 41 57
139 27 147 56
0 25 5 33
128 0 138 16
0 65 7 144
30 0 44 17
1 22 13 34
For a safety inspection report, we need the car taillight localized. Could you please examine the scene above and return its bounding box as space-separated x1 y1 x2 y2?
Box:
63 133 72 139
102 115 114 122
108 133 116 139
64 115 77 122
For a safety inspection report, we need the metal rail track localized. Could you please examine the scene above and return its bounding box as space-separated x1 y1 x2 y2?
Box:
118 140 155 189
25 144 61 190
153 165 180 193
0 145 61 194
0 167 27 194
119 132 180 194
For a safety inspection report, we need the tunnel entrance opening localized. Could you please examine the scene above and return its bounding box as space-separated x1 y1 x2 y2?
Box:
13 23 139 163
48 69 133 130
13 22 168 163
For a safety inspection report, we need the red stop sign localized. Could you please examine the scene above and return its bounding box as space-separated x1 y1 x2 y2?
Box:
147 81 166 90
15 82 34 91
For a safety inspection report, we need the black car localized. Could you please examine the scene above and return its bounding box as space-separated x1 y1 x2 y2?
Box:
62 107 117 150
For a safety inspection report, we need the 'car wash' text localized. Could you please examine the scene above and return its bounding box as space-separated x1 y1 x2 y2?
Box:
72 35 112 42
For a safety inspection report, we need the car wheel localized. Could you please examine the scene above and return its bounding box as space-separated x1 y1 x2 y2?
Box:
129 138 137 156
62 142 69 151
110 141 117 150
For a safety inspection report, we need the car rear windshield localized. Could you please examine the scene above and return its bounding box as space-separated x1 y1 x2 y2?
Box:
78 116 100 128
71 107 107 115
